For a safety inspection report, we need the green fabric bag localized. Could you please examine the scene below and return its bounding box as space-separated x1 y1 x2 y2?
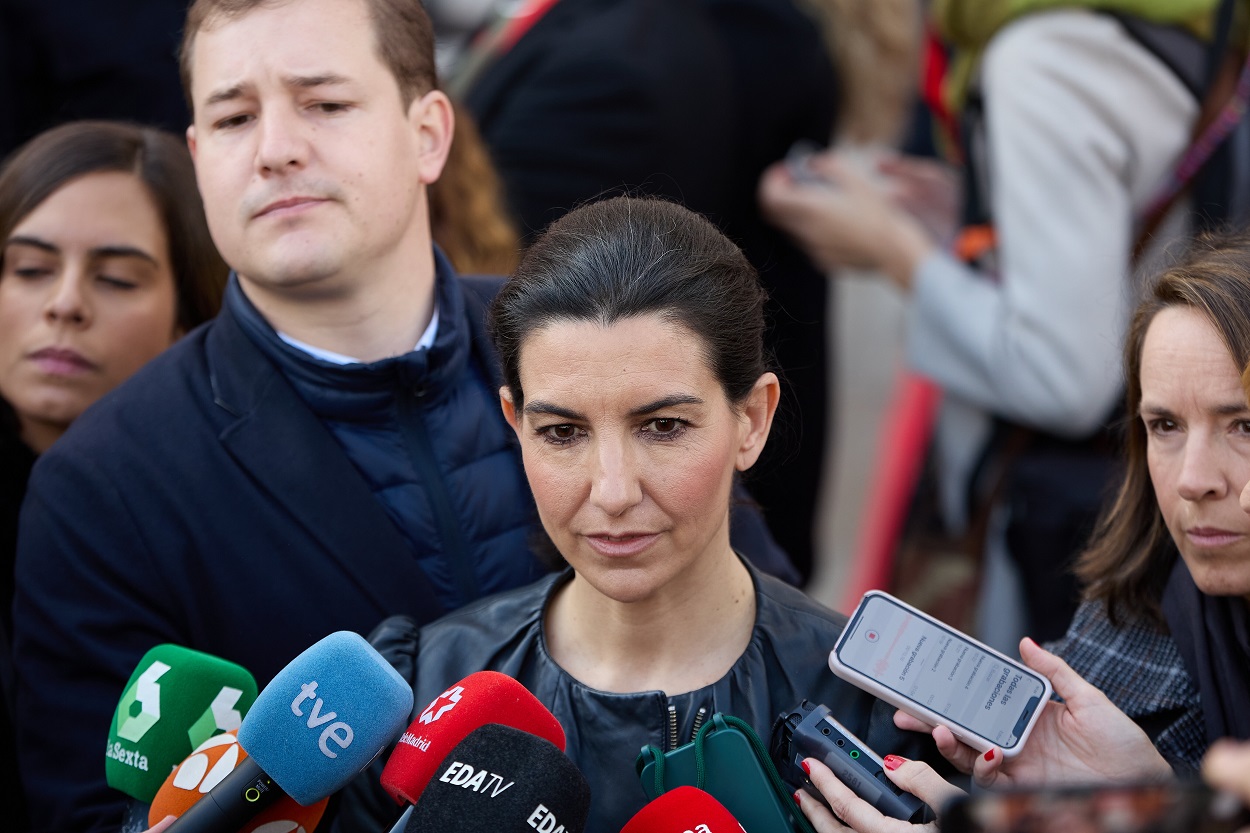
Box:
636 713 818 833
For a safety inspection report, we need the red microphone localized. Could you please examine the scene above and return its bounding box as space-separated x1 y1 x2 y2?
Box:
380 671 566 806
621 787 747 833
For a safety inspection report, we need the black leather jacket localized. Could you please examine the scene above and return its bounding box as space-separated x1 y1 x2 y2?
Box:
334 562 919 832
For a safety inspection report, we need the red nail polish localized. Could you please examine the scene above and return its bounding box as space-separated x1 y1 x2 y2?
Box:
801 759 811 775
984 748 996 762
883 754 907 771
793 790 802 806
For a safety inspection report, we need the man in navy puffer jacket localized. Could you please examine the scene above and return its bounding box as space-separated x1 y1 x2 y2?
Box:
10 1 795 831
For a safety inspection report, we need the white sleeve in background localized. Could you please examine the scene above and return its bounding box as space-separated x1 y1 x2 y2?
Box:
906 9 1196 438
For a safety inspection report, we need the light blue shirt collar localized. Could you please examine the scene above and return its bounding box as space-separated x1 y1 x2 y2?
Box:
277 304 440 365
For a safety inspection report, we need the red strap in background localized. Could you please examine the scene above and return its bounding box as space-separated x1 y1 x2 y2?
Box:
842 372 942 612
495 0 562 56
921 23 960 155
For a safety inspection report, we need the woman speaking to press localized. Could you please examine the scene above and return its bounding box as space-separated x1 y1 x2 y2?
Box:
340 196 918 832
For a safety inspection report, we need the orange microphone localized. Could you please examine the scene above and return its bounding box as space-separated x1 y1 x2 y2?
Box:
148 730 327 833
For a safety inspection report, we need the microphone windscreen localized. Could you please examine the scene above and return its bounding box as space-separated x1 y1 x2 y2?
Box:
404 724 589 833
238 630 413 805
621 786 746 833
107 644 258 802
148 729 327 832
382 670 566 805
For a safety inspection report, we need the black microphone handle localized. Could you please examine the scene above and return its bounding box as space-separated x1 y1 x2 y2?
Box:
166 755 287 833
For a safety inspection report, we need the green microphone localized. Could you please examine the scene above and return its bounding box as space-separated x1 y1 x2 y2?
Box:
106 644 259 804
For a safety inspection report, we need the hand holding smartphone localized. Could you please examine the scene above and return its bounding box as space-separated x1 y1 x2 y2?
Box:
785 140 832 187
829 591 1052 758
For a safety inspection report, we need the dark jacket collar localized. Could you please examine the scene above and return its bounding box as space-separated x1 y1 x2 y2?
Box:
222 248 470 422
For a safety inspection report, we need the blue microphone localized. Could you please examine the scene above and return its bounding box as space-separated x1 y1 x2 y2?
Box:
168 631 413 832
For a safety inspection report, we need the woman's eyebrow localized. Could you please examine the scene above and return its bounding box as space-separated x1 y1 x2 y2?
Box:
629 394 703 416
523 401 583 420
523 394 705 420
5 237 157 266
1139 403 1176 419
1140 402 1250 418
89 245 158 265
5 235 59 254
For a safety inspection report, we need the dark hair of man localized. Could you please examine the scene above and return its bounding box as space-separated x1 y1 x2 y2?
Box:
1075 229 1250 627
489 196 771 411
179 0 438 109
0 120 228 332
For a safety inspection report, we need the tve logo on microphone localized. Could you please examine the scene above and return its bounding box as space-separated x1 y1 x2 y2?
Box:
290 681 354 758
238 632 412 808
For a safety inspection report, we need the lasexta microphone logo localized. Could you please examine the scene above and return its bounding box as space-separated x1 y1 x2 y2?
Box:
116 660 170 742
187 686 248 748
115 659 248 748
106 645 258 804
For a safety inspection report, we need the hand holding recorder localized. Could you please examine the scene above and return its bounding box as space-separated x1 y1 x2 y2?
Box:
794 755 960 833
772 701 930 823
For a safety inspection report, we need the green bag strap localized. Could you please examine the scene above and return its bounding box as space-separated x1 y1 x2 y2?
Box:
642 714 817 833
641 742 666 797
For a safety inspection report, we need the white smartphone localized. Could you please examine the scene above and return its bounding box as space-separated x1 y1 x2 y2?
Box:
828 590 1052 758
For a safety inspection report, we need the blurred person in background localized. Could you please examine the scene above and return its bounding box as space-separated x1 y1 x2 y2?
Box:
0 1 192 157
1202 739 1250 809
427 100 521 276
0 119 226 833
793 230 1250 833
760 1 1231 646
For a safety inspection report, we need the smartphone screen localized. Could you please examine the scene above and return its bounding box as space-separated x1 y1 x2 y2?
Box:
835 593 1047 749
942 781 1249 833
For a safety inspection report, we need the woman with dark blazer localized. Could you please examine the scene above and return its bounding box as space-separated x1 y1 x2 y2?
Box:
0 120 225 828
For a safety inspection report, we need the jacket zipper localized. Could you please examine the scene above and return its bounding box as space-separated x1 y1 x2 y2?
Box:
666 704 712 751
398 388 480 604
691 707 707 740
